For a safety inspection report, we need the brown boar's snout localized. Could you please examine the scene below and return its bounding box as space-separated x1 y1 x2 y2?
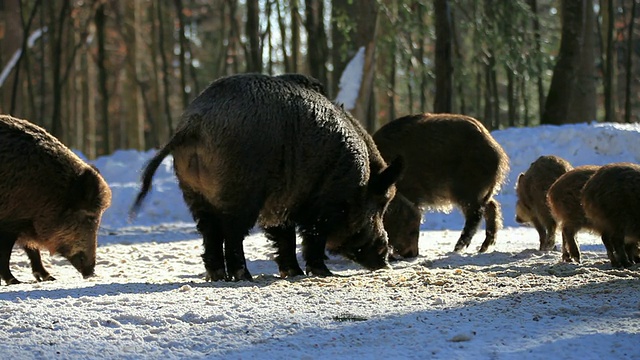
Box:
67 252 96 279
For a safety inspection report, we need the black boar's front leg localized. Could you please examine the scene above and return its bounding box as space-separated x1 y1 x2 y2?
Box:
263 224 304 278
24 247 55 281
0 232 20 285
300 229 332 276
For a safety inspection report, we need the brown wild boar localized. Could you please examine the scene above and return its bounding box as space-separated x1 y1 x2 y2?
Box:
515 155 572 251
0 115 112 285
581 162 640 268
131 73 403 281
547 165 600 263
372 113 509 256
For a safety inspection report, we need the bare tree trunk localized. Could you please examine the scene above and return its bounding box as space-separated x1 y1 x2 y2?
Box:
10 0 41 115
625 0 637 123
95 2 110 154
542 0 596 125
50 1 71 141
290 0 301 72
352 0 379 131
330 0 354 98
434 0 453 113
305 0 328 87
602 0 615 122
276 1 291 72
173 0 189 108
528 0 545 122
156 1 174 135
245 0 262 72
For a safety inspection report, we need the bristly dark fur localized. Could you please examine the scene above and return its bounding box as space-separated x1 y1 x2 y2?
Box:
547 165 600 263
131 73 403 281
582 162 640 268
0 115 112 285
515 155 573 252
373 113 510 257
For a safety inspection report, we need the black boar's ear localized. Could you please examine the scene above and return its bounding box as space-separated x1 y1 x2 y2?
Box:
369 156 404 196
69 168 100 210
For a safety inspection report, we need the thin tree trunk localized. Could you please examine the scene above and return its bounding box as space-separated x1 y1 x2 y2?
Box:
50 0 71 140
173 0 189 108
245 0 261 72
156 1 174 135
625 0 637 123
290 0 301 72
434 0 453 113
305 0 328 87
603 0 615 122
528 0 545 122
276 1 291 72
10 0 41 115
95 2 110 154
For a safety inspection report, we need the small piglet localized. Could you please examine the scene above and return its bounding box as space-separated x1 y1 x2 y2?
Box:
373 113 509 256
0 115 112 285
547 165 600 262
515 155 572 251
581 162 640 268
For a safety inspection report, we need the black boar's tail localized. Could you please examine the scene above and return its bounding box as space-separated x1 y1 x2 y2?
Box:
129 133 183 220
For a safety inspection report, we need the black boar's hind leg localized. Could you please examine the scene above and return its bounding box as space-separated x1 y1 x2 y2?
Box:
24 246 55 281
197 216 227 281
221 215 254 282
0 232 20 285
300 228 332 276
264 224 304 278
453 204 483 252
479 199 499 253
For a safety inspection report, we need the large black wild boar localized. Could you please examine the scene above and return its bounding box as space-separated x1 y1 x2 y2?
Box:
581 162 640 268
0 115 112 285
515 155 572 251
372 113 509 256
546 165 600 263
131 73 403 281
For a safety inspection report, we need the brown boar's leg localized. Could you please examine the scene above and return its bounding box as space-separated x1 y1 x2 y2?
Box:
479 199 500 253
541 219 558 251
23 246 55 281
263 224 304 278
600 232 620 268
611 232 634 268
453 204 483 252
0 232 20 285
561 226 580 263
531 218 548 251
299 228 332 276
626 242 640 264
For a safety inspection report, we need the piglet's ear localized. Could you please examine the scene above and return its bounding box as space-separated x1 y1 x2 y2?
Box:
369 156 404 196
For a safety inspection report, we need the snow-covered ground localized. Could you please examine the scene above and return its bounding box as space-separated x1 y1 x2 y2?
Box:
2 122 640 360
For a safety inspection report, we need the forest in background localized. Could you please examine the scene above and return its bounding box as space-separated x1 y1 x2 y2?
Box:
0 0 637 159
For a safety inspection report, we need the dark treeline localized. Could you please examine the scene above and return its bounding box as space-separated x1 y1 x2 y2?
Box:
0 0 637 159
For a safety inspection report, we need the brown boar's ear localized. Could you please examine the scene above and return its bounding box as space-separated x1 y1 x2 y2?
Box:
369 156 404 196
68 168 101 210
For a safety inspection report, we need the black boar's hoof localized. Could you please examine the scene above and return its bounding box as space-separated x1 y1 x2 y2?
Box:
305 263 333 277
6 278 21 285
205 269 227 282
453 241 469 253
279 266 304 279
34 273 56 282
229 268 253 282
